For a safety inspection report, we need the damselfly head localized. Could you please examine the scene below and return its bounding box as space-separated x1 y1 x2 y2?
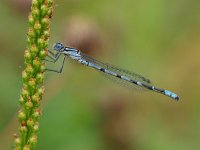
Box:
53 43 65 51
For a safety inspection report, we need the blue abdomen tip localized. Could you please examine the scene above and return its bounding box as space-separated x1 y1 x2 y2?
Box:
164 90 179 101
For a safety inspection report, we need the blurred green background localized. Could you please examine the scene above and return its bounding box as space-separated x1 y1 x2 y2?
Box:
0 0 200 150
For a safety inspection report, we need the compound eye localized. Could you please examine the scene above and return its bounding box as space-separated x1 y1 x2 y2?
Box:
53 43 64 51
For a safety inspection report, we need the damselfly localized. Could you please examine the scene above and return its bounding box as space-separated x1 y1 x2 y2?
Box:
46 43 179 101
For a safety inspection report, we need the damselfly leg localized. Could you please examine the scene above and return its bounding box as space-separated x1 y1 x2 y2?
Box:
46 50 62 63
45 50 67 73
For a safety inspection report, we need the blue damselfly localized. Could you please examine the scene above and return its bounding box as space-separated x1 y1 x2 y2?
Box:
46 43 179 101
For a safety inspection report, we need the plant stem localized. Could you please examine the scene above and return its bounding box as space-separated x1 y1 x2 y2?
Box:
14 0 54 149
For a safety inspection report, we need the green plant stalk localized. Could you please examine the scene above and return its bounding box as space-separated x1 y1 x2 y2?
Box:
14 0 54 149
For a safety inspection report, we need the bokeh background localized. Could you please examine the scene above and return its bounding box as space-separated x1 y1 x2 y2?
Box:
0 0 200 150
